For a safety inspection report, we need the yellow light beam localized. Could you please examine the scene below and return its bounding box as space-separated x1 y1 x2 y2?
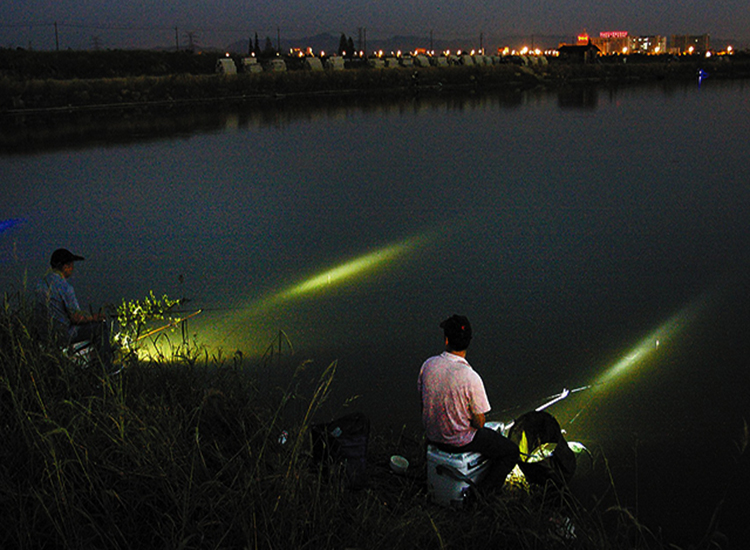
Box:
200 231 435 350
593 288 716 389
278 241 416 300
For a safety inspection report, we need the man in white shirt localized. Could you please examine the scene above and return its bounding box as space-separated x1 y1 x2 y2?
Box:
418 314 518 490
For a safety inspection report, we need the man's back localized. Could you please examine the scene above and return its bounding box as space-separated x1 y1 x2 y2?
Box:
418 351 490 447
35 271 79 339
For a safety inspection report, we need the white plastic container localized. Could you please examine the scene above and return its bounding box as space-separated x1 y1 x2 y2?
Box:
426 446 489 507
426 421 505 507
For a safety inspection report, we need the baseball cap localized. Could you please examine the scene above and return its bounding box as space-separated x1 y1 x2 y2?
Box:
50 248 85 268
440 314 472 351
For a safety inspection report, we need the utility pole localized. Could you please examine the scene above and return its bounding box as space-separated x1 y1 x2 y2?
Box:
276 27 280 52
54 21 59 51
175 27 179 51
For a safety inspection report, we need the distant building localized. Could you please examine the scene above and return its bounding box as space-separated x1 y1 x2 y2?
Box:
557 43 601 63
630 35 667 55
670 34 710 54
576 31 668 55
591 31 629 55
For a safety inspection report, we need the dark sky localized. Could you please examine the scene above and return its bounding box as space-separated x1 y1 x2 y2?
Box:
2 0 748 51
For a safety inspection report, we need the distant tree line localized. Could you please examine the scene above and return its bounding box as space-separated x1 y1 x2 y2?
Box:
244 31 356 58
338 34 355 57
246 32 278 58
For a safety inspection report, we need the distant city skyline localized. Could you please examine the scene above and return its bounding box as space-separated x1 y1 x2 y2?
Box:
2 0 748 51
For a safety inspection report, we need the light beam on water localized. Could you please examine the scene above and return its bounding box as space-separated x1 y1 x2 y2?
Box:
198 231 435 354
593 288 716 390
550 286 721 432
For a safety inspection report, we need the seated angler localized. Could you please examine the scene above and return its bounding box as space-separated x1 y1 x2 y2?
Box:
418 314 519 492
35 248 113 371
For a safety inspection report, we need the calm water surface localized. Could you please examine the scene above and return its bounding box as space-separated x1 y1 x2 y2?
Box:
2 80 749 546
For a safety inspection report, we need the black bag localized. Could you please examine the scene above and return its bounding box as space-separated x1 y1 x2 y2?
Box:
507 410 576 486
311 412 370 489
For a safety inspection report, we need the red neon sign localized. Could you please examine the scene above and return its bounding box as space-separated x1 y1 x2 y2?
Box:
600 31 628 39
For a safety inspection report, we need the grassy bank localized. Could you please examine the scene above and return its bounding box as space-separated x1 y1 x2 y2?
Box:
1 48 749 113
0 292 720 549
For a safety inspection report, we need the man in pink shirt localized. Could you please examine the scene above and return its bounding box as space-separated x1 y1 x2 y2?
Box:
418 314 519 490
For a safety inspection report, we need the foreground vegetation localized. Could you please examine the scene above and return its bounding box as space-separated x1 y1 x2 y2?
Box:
1 48 749 113
0 291 726 549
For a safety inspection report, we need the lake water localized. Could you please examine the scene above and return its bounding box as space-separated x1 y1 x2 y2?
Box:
2 79 749 546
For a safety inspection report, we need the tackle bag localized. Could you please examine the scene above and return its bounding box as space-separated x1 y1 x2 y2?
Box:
311 412 370 489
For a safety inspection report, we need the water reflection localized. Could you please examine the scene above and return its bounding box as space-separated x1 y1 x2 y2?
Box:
4 78 728 157
3 90 535 154
2 83 683 154
557 86 598 109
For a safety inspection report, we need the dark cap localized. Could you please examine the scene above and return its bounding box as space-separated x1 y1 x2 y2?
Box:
440 314 472 351
50 248 85 268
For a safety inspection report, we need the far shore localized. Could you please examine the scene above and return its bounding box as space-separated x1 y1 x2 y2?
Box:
2 49 749 116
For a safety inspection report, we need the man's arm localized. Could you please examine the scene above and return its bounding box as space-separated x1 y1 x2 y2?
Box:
470 411 485 430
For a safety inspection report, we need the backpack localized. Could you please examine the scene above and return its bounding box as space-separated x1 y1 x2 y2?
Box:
311 412 370 489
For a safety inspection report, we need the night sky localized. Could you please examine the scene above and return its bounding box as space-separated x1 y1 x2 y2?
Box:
2 0 748 51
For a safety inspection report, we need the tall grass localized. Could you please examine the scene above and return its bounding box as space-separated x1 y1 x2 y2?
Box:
0 291 702 549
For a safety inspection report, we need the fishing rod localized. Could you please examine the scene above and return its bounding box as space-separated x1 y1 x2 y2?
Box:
136 309 203 341
535 385 591 412
497 384 592 433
